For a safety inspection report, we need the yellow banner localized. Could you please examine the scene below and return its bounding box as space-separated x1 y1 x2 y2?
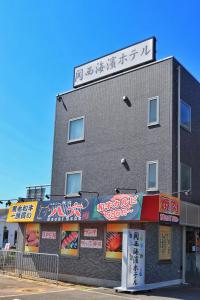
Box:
7 201 38 222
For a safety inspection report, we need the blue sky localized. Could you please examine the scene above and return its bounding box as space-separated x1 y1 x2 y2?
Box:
0 0 200 202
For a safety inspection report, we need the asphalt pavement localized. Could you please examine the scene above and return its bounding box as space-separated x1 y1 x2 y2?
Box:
0 274 200 300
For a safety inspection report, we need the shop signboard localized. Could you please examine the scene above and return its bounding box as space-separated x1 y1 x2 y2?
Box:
74 37 156 87
34 193 143 222
121 229 145 290
80 239 102 249
7 201 38 222
159 194 180 224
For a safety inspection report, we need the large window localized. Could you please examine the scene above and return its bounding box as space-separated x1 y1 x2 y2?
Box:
180 100 191 132
148 96 159 126
68 116 85 143
65 171 82 196
146 161 158 191
181 163 191 191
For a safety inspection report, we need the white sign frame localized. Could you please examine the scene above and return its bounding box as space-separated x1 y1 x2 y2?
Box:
74 37 156 87
80 239 102 249
84 228 98 237
121 229 145 290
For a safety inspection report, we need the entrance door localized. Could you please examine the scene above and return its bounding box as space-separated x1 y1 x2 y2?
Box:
185 229 200 285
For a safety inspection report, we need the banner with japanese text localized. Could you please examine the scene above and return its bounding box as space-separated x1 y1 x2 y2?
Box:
159 194 180 224
34 193 143 223
7 201 38 222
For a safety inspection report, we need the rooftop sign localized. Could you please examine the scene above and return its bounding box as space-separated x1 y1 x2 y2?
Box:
74 37 156 88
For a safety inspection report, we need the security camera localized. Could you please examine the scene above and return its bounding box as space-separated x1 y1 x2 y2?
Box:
122 96 129 101
57 94 63 102
121 158 126 164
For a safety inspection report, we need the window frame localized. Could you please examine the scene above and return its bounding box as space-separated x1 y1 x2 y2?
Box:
67 116 85 144
181 162 192 191
146 160 159 191
147 96 160 127
180 100 191 132
65 171 82 197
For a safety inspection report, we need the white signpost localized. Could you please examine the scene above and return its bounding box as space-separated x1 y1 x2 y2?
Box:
117 229 146 292
74 37 156 87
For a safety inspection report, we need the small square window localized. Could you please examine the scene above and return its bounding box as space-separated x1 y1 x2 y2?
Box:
148 96 159 126
68 117 84 143
180 100 191 132
65 171 82 196
181 163 191 191
146 161 158 191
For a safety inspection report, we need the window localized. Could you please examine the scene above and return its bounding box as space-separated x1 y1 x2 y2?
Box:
146 161 158 191
68 116 85 143
159 226 172 261
180 100 191 131
148 96 159 126
181 163 191 191
65 171 82 196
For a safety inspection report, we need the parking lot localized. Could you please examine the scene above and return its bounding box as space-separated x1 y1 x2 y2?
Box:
1 274 200 300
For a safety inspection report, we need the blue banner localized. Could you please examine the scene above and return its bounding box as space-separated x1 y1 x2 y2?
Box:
34 193 143 222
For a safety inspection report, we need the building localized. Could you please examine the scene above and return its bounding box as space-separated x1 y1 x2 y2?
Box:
0 209 18 249
13 37 200 288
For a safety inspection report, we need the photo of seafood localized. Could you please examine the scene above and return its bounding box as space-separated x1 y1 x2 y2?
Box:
106 223 127 259
106 232 122 252
60 224 79 256
61 231 78 250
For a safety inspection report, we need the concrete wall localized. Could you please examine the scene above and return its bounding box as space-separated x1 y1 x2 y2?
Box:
51 58 174 199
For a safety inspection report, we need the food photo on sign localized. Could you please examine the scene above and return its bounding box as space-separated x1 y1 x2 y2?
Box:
106 224 128 259
25 223 40 253
60 224 79 256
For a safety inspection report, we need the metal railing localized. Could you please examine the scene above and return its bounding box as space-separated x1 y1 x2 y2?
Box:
0 250 59 282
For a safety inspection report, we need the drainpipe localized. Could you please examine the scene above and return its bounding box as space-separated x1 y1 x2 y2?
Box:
177 65 185 283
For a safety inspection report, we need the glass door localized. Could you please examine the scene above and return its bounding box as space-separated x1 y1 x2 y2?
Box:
186 229 200 285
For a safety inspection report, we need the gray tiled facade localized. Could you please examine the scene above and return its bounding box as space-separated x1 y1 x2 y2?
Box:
17 56 200 287
17 222 182 286
51 58 175 198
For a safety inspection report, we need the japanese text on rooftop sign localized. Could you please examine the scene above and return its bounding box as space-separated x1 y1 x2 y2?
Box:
7 201 38 222
74 37 155 87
